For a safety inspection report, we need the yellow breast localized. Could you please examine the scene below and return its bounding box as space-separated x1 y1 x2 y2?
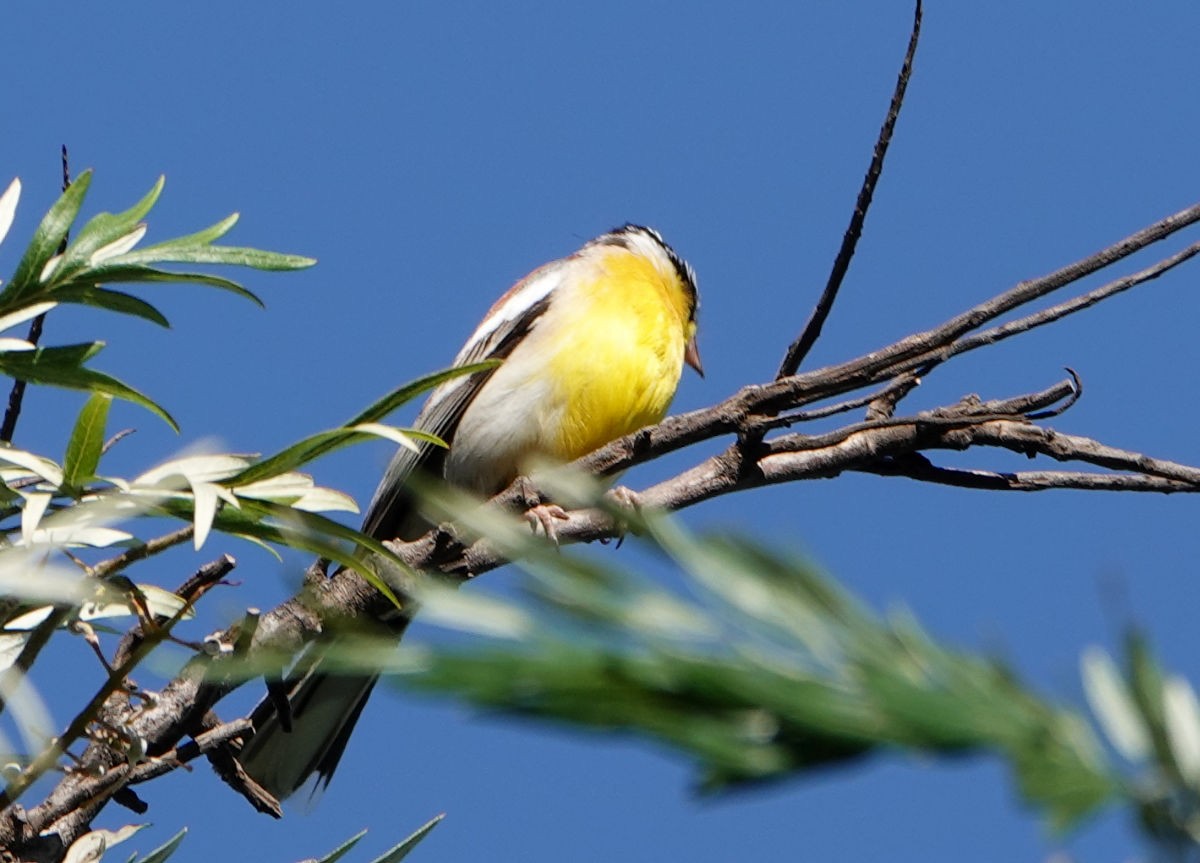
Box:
444 241 693 496
544 247 688 460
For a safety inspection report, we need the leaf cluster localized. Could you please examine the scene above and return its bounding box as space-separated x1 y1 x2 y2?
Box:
0 175 481 861
0 173 311 428
397 493 1200 847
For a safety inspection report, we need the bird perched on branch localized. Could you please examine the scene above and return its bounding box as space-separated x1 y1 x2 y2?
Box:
238 224 702 802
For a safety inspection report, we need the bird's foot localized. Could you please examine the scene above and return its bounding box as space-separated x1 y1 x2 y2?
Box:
526 503 570 545
602 485 642 548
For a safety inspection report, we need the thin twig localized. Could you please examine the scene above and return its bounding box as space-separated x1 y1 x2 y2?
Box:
777 0 923 379
857 459 1196 493
745 372 922 433
953 422 1200 486
91 525 195 579
129 718 253 784
938 241 1200 365
100 428 136 456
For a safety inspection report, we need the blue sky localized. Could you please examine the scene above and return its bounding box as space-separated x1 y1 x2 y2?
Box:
4 2 1200 860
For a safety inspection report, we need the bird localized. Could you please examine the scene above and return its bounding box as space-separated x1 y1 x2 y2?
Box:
237 223 702 802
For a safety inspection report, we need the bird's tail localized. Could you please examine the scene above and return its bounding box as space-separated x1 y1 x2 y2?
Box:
238 660 380 803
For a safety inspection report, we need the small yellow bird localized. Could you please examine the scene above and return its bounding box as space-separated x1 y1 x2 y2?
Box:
239 224 702 800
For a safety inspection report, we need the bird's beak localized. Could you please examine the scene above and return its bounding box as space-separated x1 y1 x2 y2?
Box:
685 334 704 378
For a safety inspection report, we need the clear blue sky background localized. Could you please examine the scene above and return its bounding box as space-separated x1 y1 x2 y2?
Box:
4 2 1200 860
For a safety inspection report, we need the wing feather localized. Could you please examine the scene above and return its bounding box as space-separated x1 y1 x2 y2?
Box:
360 266 561 540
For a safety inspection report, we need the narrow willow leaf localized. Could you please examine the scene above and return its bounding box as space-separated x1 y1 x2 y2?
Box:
1126 632 1173 769
63 393 112 489
225 499 405 605
4 170 93 303
222 364 494 488
52 286 169 327
19 525 133 549
70 264 264 307
1163 676 1200 785
346 361 501 427
1081 646 1150 762
0 341 103 367
0 301 57 335
3 606 56 630
313 829 367 863
0 631 30 673
222 429 379 487
192 482 219 549
286 486 358 513
418 588 533 640
227 428 422 488
55 176 164 278
80 583 192 622
147 495 383 592
128 826 186 863
135 584 194 619
231 531 283 560
108 239 315 272
233 474 357 513
63 824 145 863
0 447 65 486
351 422 420 452
0 348 177 431
88 224 147 265
19 492 51 543
39 254 63 284
0 179 20 249
131 212 239 250
368 814 444 863
230 472 315 499
134 454 252 487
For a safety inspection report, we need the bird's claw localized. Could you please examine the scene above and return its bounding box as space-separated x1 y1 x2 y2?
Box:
526 503 570 545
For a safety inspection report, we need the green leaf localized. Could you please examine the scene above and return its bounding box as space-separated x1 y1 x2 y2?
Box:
2 341 104 366
227 428 433 489
313 828 367 863
55 176 164 279
63 264 264 307
2 170 93 305
108 240 316 272
62 393 111 489
126 826 186 863
225 363 496 488
368 814 444 863
399 522 1124 830
0 345 177 431
0 301 57 335
234 499 406 604
346 361 501 427
154 496 406 605
136 212 240 250
52 285 169 327
1126 631 1177 776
